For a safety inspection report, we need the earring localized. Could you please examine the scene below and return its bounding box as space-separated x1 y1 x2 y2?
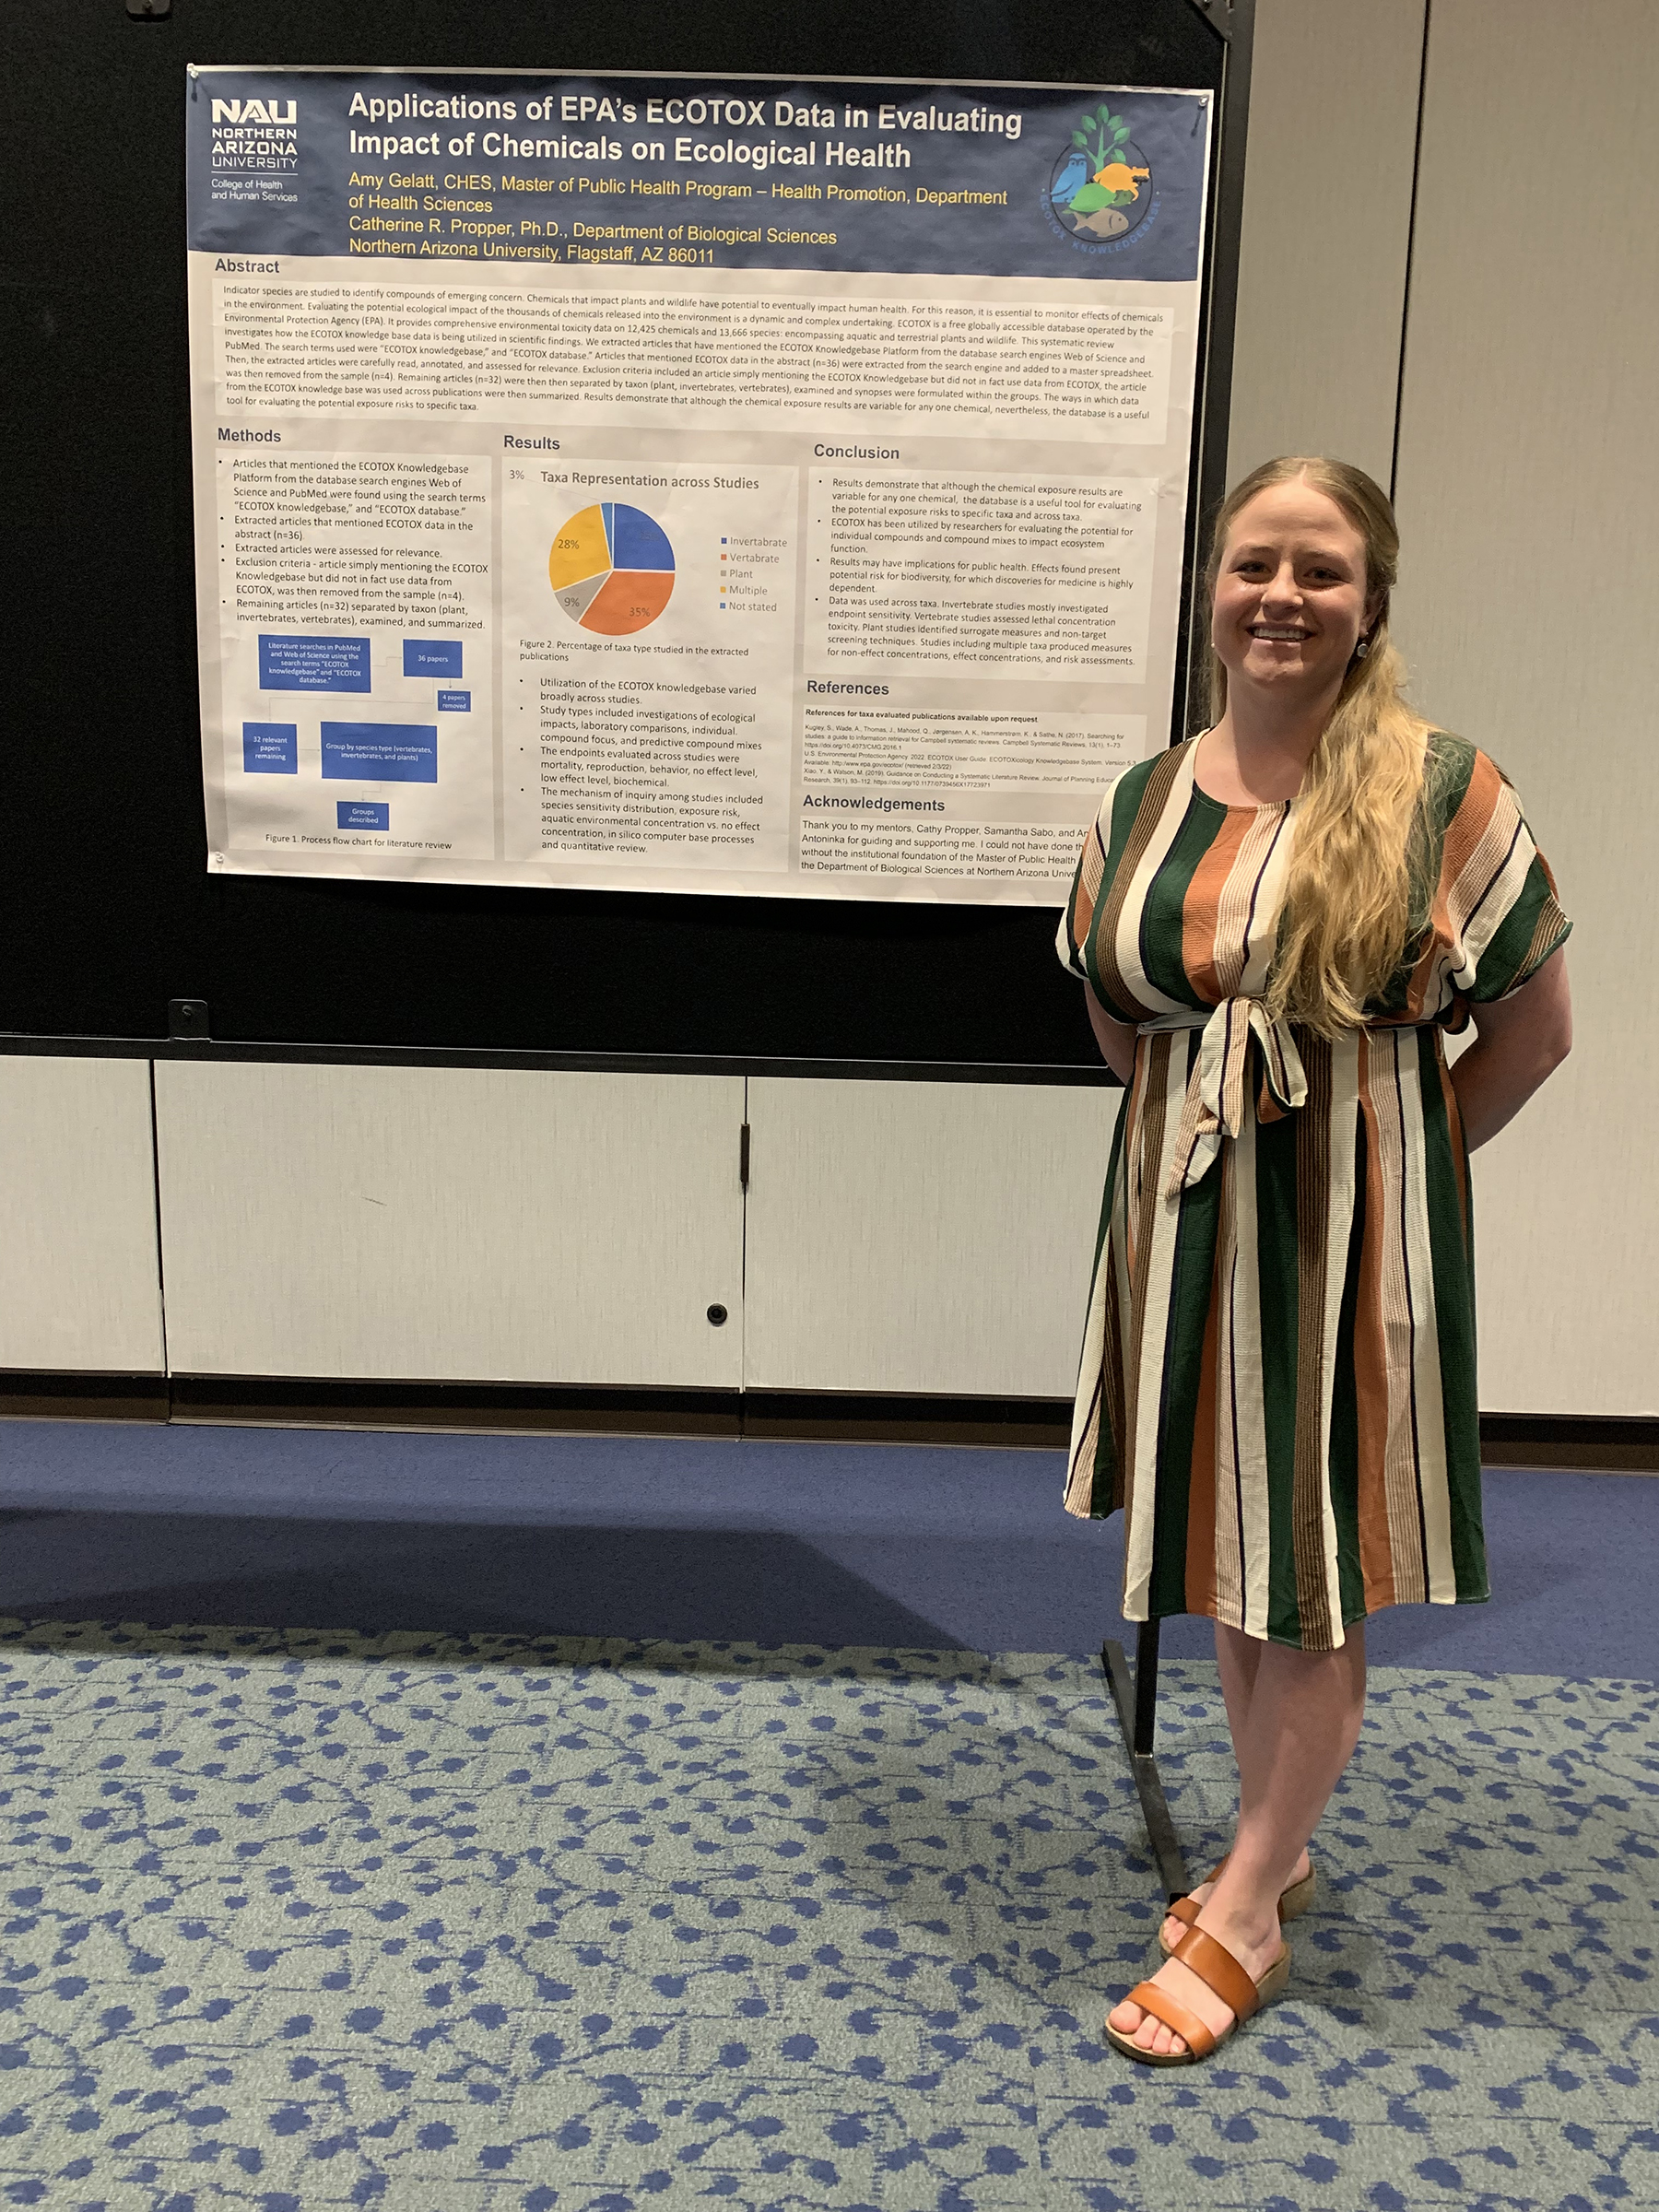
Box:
1354 634 1371 660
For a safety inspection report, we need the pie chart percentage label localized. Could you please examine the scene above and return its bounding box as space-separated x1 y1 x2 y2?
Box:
548 502 676 635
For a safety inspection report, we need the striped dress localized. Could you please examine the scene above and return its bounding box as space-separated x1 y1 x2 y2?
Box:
1056 733 1570 1650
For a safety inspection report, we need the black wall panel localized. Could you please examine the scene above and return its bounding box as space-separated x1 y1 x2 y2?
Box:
2 0 1238 1066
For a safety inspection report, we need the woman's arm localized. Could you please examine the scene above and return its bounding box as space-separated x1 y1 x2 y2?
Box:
1449 947 1572 1152
1086 986 1139 1086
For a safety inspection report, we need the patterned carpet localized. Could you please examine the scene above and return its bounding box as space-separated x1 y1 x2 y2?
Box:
0 1616 1653 2212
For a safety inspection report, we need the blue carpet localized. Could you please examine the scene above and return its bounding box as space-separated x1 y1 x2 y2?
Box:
0 1427 1653 2208
0 1617 1652 2212
0 1422 1653 1677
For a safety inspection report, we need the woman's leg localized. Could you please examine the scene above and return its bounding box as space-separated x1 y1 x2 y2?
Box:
1216 1614 1265 1737
1114 1621 1366 2054
1156 1621 1312 1949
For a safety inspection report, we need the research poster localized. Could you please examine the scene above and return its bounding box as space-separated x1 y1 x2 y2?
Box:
187 68 1212 904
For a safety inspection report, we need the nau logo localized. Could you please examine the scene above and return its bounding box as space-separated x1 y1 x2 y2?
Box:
211 98 298 124
1049 100 1152 243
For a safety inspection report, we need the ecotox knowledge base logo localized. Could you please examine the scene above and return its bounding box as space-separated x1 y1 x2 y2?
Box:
1044 98 1156 257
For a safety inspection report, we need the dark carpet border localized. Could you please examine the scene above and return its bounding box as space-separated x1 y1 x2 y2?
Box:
0 1371 1654 1465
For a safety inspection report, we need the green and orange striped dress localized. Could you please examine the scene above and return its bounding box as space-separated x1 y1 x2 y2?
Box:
1056 733 1570 1650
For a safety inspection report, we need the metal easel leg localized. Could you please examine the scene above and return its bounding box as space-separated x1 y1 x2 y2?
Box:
1102 1618 1190 1902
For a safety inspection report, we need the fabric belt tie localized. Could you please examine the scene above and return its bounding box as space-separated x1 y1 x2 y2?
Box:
1138 1000 1309 1197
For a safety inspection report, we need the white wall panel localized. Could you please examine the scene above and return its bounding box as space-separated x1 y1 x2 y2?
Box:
1392 0 1659 1414
154 1063 744 1385
743 1077 1121 1399
0 1056 164 1372
1228 0 1425 488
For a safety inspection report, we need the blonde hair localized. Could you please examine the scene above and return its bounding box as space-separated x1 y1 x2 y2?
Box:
1206 455 1437 1039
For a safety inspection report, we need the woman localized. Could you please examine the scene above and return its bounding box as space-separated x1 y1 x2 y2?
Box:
1057 456 1571 2065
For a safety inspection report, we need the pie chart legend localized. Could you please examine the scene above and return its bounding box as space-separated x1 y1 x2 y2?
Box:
548 502 676 635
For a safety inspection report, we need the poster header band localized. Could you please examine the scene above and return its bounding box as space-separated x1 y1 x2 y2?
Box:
190 72 1207 281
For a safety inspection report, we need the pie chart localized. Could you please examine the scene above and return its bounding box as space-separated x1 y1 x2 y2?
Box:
548 501 676 635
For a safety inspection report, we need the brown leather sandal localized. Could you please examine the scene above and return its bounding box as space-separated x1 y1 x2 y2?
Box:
1158 1853 1316 1957
1105 1924 1292 2067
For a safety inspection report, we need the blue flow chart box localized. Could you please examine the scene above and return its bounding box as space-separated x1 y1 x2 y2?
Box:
404 639 462 678
337 802 389 831
259 635 371 691
437 689 471 713
242 722 298 774
320 724 438 782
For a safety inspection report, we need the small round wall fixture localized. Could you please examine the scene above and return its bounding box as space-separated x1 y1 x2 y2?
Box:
706 1304 729 1327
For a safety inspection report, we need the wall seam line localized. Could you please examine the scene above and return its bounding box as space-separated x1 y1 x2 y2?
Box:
147 1060 173 1386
